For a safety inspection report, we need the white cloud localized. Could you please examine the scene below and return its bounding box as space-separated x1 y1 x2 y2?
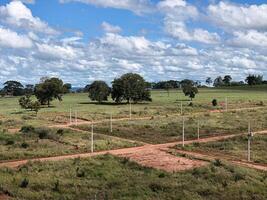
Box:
0 27 32 48
158 0 220 44
164 21 220 44
229 30 267 48
208 2 267 31
59 0 154 15
12 0 35 4
101 22 122 33
0 1 58 34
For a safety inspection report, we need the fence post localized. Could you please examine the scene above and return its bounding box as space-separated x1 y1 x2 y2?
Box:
110 113 113 133
182 116 185 147
91 124 94 153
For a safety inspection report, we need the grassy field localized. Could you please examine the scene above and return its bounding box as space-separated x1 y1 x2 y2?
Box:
76 108 267 144
0 127 138 161
176 134 267 165
0 155 266 200
0 87 267 199
0 87 266 129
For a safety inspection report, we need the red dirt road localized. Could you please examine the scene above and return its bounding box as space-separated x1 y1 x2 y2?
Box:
1 131 266 171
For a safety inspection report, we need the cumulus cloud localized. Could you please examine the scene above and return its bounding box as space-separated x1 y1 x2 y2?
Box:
208 2 267 31
229 30 267 48
101 22 122 33
0 1 58 34
12 0 35 4
59 0 154 15
0 26 32 48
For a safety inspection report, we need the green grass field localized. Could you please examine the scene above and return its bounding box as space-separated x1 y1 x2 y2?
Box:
0 87 267 199
0 87 266 129
176 134 267 165
0 155 267 200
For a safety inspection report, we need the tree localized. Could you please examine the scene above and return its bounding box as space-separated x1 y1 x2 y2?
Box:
19 95 41 114
245 74 263 85
111 73 152 103
34 78 64 107
63 83 72 94
164 82 173 97
181 79 198 102
3 81 24 96
206 77 213 86
223 75 232 86
213 76 224 87
88 81 110 103
24 84 34 95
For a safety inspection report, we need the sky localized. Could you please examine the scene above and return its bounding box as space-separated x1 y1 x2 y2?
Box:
0 0 267 86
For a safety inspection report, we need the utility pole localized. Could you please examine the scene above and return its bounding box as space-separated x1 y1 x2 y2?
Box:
129 101 132 120
75 110 78 126
197 120 200 140
248 121 253 162
110 113 113 133
225 97 228 112
69 107 72 124
182 116 185 147
91 124 94 153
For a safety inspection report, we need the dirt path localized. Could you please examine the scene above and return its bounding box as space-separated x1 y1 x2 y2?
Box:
1 131 266 171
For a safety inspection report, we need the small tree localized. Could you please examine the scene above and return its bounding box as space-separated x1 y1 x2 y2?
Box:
31 101 41 115
88 81 110 103
181 79 198 104
223 75 232 86
19 95 32 109
245 74 263 85
212 99 218 106
206 77 213 86
164 82 173 97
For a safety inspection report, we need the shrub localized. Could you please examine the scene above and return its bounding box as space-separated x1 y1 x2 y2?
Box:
56 129 64 136
76 168 85 178
21 142 29 149
53 180 60 192
20 178 29 188
35 128 50 139
213 159 223 167
5 139 15 145
20 125 35 133
212 99 218 106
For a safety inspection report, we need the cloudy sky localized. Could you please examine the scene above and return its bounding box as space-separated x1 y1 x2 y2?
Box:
0 0 267 86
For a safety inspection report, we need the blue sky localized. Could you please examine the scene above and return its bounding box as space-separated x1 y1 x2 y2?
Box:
0 0 267 86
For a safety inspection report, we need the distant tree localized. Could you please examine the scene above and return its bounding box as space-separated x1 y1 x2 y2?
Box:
245 74 263 85
213 76 224 87
181 79 198 103
212 99 218 106
206 77 213 86
164 82 173 97
111 73 152 103
34 78 64 107
24 84 34 95
3 81 24 96
63 83 72 94
223 75 232 86
88 81 110 103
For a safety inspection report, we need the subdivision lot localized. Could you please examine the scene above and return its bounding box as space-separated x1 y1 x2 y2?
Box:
76 108 267 144
0 127 139 161
0 155 267 200
176 134 267 165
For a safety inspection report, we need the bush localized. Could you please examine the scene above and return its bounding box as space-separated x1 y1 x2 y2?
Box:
20 125 35 133
21 142 29 149
212 99 218 106
56 129 64 136
35 128 50 139
76 168 85 178
53 180 60 192
5 139 15 145
20 178 29 188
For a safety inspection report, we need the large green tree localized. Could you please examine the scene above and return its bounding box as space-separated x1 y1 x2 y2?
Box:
88 81 110 103
34 77 64 107
111 73 152 103
3 81 24 96
181 79 198 102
